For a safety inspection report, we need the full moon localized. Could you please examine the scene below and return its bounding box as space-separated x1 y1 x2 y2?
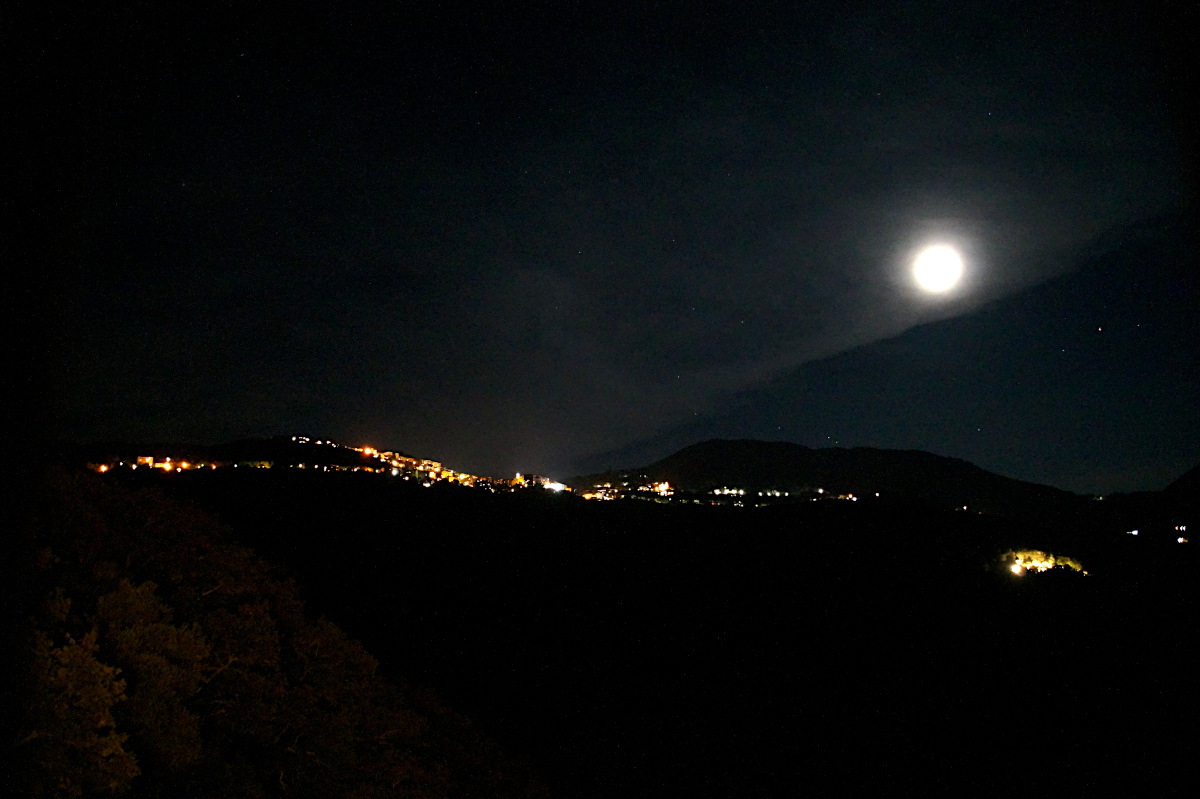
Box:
912 246 963 292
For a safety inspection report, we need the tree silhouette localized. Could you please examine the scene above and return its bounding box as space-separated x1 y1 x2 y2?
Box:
13 468 548 798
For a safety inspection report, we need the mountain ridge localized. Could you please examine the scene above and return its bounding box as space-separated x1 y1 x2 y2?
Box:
572 438 1091 521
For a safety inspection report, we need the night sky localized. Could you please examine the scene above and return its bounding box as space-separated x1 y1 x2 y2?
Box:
20 2 1197 491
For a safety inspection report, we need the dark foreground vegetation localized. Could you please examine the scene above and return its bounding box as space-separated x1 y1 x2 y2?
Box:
10 467 547 798
12 465 1196 796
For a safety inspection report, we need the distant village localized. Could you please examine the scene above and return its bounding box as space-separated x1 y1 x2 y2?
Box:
88 436 540 491
85 435 876 506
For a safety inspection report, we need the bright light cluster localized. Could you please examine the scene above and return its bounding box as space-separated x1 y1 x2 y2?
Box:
1005 549 1087 576
582 483 618 500
581 480 671 501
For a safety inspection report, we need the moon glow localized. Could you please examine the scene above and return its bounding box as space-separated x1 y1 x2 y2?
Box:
912 246 964 292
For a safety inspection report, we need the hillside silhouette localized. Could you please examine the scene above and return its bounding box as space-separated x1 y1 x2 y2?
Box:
574 438 1082 516
575 438 1200 544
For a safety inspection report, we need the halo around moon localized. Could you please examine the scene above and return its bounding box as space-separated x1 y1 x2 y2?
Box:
912 246 964 292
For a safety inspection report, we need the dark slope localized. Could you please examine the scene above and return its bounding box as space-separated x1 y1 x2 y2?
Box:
574 438 1082 520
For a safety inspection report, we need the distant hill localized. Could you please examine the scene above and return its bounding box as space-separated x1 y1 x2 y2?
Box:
571 438 1084 520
